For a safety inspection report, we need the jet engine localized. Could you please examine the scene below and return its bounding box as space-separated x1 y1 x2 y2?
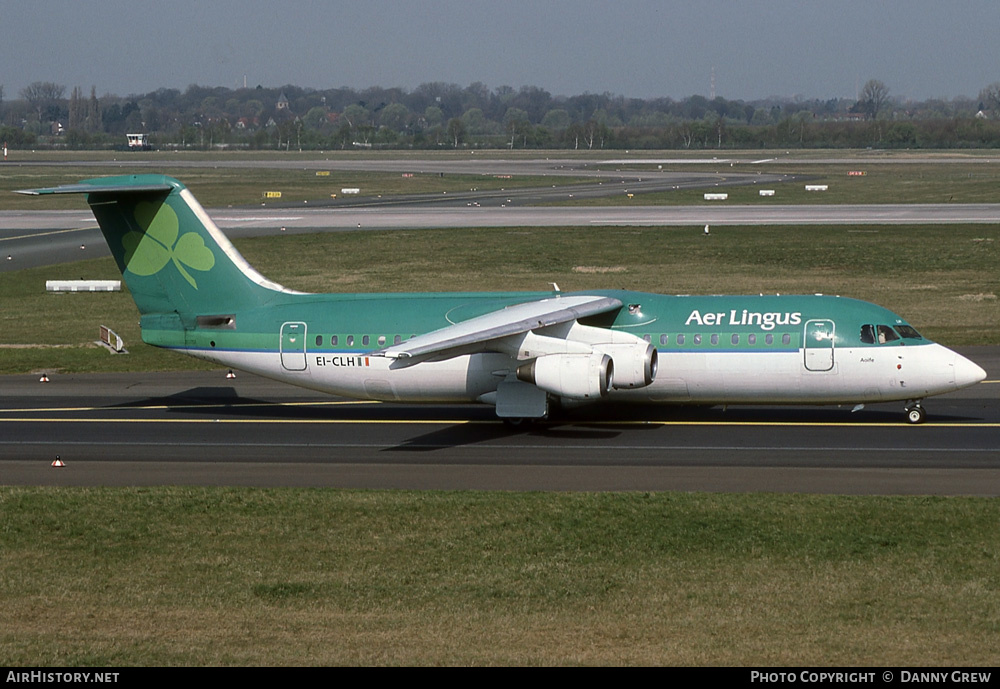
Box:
600 343 658 389
516 352 613 400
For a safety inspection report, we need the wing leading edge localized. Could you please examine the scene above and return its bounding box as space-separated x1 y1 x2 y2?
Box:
371 294 623 363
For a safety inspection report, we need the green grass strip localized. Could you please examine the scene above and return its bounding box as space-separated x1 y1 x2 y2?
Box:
1 487 997 665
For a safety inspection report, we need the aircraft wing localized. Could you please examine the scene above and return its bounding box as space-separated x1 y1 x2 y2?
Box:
372 294 622 361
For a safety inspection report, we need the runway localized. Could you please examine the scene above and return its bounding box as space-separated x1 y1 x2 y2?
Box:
5 202 1000 273
1 346 997 493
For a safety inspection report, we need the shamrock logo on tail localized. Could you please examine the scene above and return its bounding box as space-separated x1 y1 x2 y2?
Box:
123 201 215 288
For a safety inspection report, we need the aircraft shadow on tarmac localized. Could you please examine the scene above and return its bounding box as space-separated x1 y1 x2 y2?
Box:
102 386 988 454
112 386 245 407
386 424 624 453
110 387 625 450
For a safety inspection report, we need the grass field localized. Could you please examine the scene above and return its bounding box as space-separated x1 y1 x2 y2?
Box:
558 161 1000 206
0 164 576 211
4 148 1000 209
2 488 998 666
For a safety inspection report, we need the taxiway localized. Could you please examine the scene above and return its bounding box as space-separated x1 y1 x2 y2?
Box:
1 347 996 493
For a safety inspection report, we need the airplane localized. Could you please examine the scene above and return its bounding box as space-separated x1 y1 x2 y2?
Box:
19 174 986 425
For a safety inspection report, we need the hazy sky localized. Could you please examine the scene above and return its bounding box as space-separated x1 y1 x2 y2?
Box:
4 1 999 102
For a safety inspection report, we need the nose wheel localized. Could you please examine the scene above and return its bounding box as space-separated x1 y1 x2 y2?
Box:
905 403 926 424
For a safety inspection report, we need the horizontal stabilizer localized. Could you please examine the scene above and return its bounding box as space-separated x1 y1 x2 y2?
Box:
16 182 174 196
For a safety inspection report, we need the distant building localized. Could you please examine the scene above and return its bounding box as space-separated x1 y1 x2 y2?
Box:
276 92 290 111
126 133 151 150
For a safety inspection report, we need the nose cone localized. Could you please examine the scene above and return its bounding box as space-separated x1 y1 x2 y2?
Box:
954 352 987 389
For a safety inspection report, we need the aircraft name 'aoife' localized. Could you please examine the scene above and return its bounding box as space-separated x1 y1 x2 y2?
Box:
684 309 803 331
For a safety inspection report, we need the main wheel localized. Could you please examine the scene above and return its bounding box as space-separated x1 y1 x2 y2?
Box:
906 405 926 424
502 417 531 429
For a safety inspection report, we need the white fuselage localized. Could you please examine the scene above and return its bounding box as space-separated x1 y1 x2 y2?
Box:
182 340 984 407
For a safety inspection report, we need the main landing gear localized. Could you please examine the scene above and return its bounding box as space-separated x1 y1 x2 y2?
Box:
905 402 926 425
502 416 532 428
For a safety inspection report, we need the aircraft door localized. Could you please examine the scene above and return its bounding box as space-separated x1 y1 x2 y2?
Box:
280 322 308 371
803 319 835 372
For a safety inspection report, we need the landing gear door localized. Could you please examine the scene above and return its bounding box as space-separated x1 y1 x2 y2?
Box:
280 322 308 371
804 319 835 372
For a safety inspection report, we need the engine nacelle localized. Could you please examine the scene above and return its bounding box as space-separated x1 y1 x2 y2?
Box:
599 343 658 389
516 352 613 400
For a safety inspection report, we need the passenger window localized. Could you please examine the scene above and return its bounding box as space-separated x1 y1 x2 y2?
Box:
693 334 702 345
765 334 774 345
677 334 685 345
860 324 876 344
643 334 651 343
394 335 402 345
362 335 370 346
660 334 669 345
710 334 719 345
782 334 791 345
315 335 323 346
731 334 739 345
331 335 338 346
748 333 756 345
347 335 354 346
377 335 386 346
877 325 899 344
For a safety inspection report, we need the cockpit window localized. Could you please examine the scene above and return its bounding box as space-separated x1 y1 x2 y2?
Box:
894 325 923 340
862 323 916 344
877 325 900 344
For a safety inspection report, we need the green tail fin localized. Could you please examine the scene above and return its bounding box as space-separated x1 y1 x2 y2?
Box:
20 174 295 317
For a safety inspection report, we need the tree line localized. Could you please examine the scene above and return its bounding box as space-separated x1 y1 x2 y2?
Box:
4 78 1000 150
